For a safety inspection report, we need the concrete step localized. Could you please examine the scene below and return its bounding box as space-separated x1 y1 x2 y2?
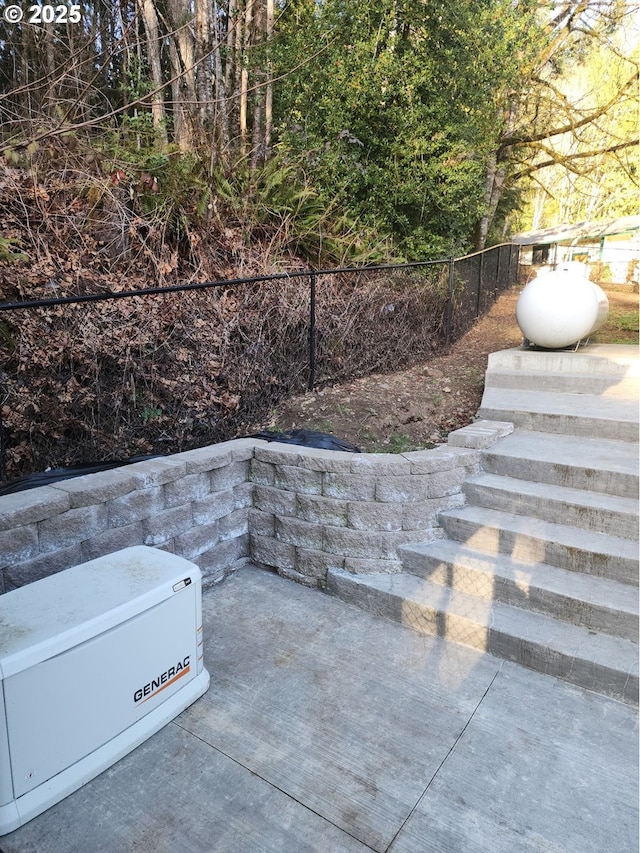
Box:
439 505 639 586
481 430 639 499
478 387 638 441
399 539 638 642
326 569 639 706
484 369 639 399
485 345 639 378
462 472 639 541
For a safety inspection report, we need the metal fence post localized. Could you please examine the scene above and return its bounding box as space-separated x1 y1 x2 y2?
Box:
476 250 485 318
0 405 5 481
512 243 520 283
308 270 316 390
445 256 455 345
0 249 522 476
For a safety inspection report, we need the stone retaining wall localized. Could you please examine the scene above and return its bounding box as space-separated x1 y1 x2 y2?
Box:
0 423 511 593
249 441 479 586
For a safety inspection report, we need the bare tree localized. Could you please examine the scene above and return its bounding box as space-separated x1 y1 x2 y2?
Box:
475 0 638 247
239 0 254 157
137 0 168 146
195 0 213 128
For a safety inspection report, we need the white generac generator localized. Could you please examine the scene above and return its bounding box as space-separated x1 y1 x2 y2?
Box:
0 546 210 835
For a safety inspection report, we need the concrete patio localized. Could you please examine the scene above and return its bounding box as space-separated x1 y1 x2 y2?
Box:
2 564 637 853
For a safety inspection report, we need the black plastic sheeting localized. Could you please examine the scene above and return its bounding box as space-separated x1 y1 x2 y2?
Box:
249 429 361 453
0 456 161 496
0 431 360 496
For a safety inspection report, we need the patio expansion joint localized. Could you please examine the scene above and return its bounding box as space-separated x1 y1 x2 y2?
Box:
384 663 503 853
171 719 379 852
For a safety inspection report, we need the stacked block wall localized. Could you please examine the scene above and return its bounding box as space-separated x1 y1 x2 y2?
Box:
0 437 484 592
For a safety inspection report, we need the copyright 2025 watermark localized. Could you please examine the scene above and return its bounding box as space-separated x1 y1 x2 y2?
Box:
3 5 83 24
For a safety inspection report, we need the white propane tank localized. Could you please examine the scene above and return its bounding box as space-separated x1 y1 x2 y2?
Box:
516 265 609 349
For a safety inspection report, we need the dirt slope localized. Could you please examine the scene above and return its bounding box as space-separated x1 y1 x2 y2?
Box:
257 287 638 452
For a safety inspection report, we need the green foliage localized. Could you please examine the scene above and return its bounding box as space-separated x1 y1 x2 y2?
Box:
211 152 394 264
0 320 14 351
614 312 639 332
1 0 631 267
0 236 28 263
386 432 419 453
99 135 212 241
140 406 163 423
272 0 542 258
121 110 156 142
518 22 639 229
595 306 639 345
90 127 387 265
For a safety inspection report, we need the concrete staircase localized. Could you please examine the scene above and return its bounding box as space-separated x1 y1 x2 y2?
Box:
328 345 639 705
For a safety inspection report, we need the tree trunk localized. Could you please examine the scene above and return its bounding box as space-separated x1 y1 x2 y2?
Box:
476 99 518 249
194 0 212 127
239 0 254 157
250 0 274 170
264 0 274 155
137 0 168 146
223 0 239 143
166 0 197 150
250 0 265 171
476 154 501 249
167 37 191 150
43 24 56 115
212 1 231 170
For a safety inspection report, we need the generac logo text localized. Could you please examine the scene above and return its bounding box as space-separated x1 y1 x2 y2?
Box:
134 656 190 704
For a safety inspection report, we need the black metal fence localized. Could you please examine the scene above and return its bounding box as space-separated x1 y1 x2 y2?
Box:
0 244 520 386
448 243 520 341
0 243 520 476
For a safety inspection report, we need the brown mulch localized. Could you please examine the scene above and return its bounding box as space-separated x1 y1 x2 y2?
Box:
256 287 638 452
